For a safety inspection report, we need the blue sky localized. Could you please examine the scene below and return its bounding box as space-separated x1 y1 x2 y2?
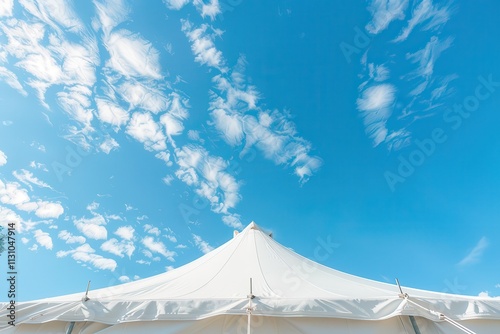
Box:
1 0 499 301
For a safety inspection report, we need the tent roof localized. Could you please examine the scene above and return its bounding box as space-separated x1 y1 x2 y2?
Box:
3 222 500 325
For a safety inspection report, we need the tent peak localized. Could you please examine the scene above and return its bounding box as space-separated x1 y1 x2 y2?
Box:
233 221 273 238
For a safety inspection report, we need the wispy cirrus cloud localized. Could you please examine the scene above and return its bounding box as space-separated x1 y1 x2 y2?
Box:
406 36 453 95
457 237 489 266
192 233 213 254
93 0 130 35
359 0 455 150
142 236 176 261
0 67 27 96
12 169 52 190
18 0 84 33
394 0 453 42
365 0 409 34
175 144 241 214
182 21 321 184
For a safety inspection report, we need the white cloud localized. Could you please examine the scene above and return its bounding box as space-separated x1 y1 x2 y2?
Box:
0 206 25 232
96 98 129 127
74 214 108 240
118 275 130 283
57 243 117 271
0 150 7 166
100 136 120 154
115 225 135 240
406 36 453 91
18 0 84 33
365 0 408 34
394 0 452 42
144 224 161 236
21 237 30 244
162 175 174 186
58 230 86 244
165 234 177 243
29 244 39 251
357 84 396 147
0 0 13 17
12 169 52 189
193 0 220 20
105 29 162 79
156 151 172 166
208 60 321 184
101 238 135 258
93 0 130 35
126 112 167 151
175 145 240 213
0 180 30 206
0 66 28 95
222 214 243 229
368 63 390 82
34 201 64 218
87 202 100 212
141 236 176 261
164 0 190 10
458 237 489 266
192 234 213 254
478 291 490 298
181 20 225 69
187 130 202 142
33 229 53 250
29 161 48 171
176 244 187 249
117 81 170 114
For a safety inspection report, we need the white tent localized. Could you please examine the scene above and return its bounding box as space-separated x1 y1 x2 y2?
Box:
2 222 500 333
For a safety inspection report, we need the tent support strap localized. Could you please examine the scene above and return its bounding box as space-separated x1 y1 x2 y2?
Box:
396 278 476 334
408 315 421 334
66 321 75 334
406 298 477 334
247 277 255 334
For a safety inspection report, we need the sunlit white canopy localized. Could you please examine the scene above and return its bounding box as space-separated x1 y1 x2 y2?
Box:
1 222 499 333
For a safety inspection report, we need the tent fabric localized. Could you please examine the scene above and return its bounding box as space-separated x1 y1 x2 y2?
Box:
2 222 500 333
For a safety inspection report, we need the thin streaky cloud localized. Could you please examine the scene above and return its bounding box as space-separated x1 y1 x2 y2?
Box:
192 233 213 254
394 0 452 42
93 0 130 35
458 237 489 266
0 67 28 96
18 0 84 33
